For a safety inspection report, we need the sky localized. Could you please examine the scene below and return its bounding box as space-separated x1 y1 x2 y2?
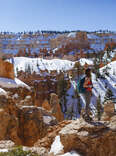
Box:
0 0 115 32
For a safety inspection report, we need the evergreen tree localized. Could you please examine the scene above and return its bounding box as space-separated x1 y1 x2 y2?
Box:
104 88 114 102
16 67 18 76
102 65 110 76
74 89 82 115
93 57 100 80
106 47 111 59
57 73 68 113
96 95 103 121
25 63 31 74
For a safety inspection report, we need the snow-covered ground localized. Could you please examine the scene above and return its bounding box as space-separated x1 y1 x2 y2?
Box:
0 77 30 89
60 151 81 156
7 57 95 76
0 149 8 153
64 60 116 118
79 58 93 66
50 136 63 155
8 57 75 75
0 88 7 95
7 56 116 118
49 135 80 156
67 32 76 38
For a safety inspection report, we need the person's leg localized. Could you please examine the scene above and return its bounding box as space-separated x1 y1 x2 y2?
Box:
85 91 91 115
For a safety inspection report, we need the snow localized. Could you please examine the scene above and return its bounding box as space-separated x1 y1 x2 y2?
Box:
0 77 30 90
0 88 7 95
64 60 116 118
50 136 80 156
43 115 56 125
15 78 30 89
87 34 100 40
7 57 75 75
50 136 64 155
60 151 80 156
90 43 105 51
79 58 93 66
0 149 8 152
52 48 58 54
12 93 19 99
102 51 116 63
68 51 75 55
67 32 76 38
100 60 116 75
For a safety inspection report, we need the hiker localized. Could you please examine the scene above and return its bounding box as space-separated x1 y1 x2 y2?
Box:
82 68 93 119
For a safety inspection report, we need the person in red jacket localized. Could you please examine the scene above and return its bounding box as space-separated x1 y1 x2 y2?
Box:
83 68 93 120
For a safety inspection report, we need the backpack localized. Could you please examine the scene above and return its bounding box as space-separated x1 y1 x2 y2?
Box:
77 77 86 93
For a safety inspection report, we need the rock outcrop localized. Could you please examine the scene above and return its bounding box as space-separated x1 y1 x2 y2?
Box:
34 120 72 149
0 88 57 147
0 94 22 145
42 99 52 111
50 93 64 122
59 117 116 156
0 59 14 79
42 93 64 122
18 106 57 146
102 101 115 121
34 116 116 156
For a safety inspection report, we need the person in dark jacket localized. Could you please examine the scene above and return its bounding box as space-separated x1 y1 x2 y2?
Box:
82 68 93 120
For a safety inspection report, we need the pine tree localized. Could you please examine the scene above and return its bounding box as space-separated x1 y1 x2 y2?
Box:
104 88 114 102
57 73 68 113
93 57 100 80
75 89 82 114
25 63 31 74
73 62 84 79
16 67 18 76
96 95 103 121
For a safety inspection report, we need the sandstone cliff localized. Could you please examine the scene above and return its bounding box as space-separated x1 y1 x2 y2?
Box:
0 59 14 79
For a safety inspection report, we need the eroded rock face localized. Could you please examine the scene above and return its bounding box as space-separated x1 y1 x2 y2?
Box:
42 99 52 111
34 120 72 149
17 106 57 146
5 87 33 107
59 118 116 156
42 93 64 122
0 94 22 145
0 89 58 147
50 93 64 122
0 59 14 79
102 101 115 121
18 74 57 107
34 116 116 156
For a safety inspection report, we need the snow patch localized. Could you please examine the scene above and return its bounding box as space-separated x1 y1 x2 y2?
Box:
7 57 75 75
50 135 64 155
79 58 93 66
60 151 80 156
43 115 56 125
0 88 7 95
0 77 30 90
0 149 8 152
67 32 76 38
